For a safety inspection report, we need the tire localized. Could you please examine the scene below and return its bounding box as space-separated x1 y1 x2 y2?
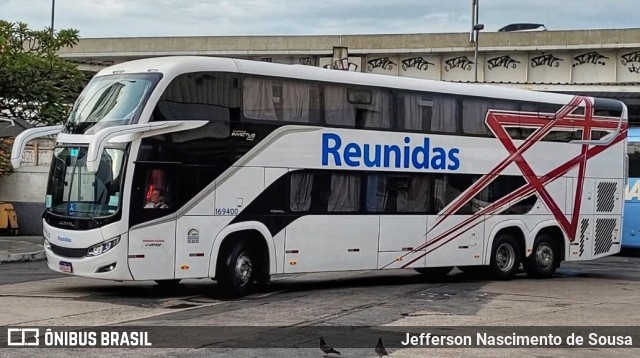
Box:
414 266 454 279
217 240 255 298
489 234 522 280
523 234 560 279
154 279 181 287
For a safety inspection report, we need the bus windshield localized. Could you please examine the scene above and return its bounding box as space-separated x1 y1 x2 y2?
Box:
46 146 126 218
64 73 162 134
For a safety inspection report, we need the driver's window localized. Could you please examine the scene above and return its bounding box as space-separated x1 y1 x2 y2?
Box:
143 169 171 209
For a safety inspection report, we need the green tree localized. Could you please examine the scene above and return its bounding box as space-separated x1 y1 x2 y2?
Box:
0 20 86 177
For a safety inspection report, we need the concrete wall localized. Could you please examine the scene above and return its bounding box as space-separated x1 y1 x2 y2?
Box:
0 166 48 235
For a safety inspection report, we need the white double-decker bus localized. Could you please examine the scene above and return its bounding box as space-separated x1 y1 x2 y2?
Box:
11 56 628 297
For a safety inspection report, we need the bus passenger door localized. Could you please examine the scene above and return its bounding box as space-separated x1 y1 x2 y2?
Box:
128 165 178 280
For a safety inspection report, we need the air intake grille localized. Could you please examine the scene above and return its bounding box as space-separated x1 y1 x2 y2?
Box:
596 182 617 213
593 218 616 256
50 243 87 258
579 218 589 257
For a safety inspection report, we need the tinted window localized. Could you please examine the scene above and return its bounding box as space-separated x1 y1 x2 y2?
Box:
462 97 519 136
397 92 433 131
629 144 640 178
290 171 361 213
366 174 431 213
243 77 320 123
155 72 240 123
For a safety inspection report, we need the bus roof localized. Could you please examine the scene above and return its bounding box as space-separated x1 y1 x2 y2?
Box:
96 56 602 106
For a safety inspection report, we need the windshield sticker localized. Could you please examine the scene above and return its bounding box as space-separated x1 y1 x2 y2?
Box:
45 195 52 208
109 195 120 207
68 202 76 216
70 148 79 157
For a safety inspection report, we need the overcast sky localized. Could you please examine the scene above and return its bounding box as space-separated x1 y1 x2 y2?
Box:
1 0 639 38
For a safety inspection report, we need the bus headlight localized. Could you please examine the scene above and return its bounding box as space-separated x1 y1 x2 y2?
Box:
44 239 51 250
87 236 120 257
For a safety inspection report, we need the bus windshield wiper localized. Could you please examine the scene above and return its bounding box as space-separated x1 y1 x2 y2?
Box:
69 210 101 226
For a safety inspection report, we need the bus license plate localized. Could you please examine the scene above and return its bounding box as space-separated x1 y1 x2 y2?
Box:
59 261 73 273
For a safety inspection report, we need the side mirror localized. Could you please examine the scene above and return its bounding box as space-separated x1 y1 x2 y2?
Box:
10 125 63 169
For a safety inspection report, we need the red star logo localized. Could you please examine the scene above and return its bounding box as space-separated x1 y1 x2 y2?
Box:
387 96 627 269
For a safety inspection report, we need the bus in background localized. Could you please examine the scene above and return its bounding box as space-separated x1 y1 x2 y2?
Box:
10 57 628 297
623 127 640 249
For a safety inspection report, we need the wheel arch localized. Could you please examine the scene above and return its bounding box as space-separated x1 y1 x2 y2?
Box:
207 221 276 278
529 221 567 262
484 220 529 265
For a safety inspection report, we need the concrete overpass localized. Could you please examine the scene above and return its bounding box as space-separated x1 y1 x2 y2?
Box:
60 28 640 120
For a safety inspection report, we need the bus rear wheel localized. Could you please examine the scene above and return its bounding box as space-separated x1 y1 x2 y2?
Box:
489 234 522 280
523 234 560 279
217 240 255 298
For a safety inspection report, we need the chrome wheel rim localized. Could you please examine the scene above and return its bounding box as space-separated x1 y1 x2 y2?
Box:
496 243 515 272
234 253 252 287
535 243 554 270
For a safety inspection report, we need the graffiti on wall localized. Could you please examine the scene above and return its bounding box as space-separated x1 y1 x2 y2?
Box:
323 58 359 71
299 57 314 66
573 51 609 67
621 51 640 65
530 53 564 68
367 57 397 71
401 57 435 71
621 50 640 74
444 56 474 71
487 55 521 70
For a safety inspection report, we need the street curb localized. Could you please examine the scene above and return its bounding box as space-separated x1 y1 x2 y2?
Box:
0 248 46 264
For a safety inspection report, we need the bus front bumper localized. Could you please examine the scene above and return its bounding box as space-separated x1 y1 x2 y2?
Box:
44 236 133 281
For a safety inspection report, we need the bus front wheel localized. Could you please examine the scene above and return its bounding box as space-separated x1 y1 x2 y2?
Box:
523 234 560 279
217 240 255 298
488 234 522 280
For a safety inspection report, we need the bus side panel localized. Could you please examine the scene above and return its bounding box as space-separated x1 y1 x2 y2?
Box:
592 215 622 258
215 166 265 218
283 216 379 273
377 215 426 269
623 179 640 249
591 178 624 258
128 220 177 280
622 201 640 249
563 176 594 261
568 215 594 261
424 215 485 268
175 214 229 279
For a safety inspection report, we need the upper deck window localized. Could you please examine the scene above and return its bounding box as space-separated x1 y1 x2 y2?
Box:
242 77 320 123
64 73 162 134
155 72 240 123
324 85 392 129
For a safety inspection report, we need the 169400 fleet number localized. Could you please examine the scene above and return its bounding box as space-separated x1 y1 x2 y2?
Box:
215 208 239 216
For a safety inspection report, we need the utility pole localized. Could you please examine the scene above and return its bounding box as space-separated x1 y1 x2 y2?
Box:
51 0 56 35
470 0 484 82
